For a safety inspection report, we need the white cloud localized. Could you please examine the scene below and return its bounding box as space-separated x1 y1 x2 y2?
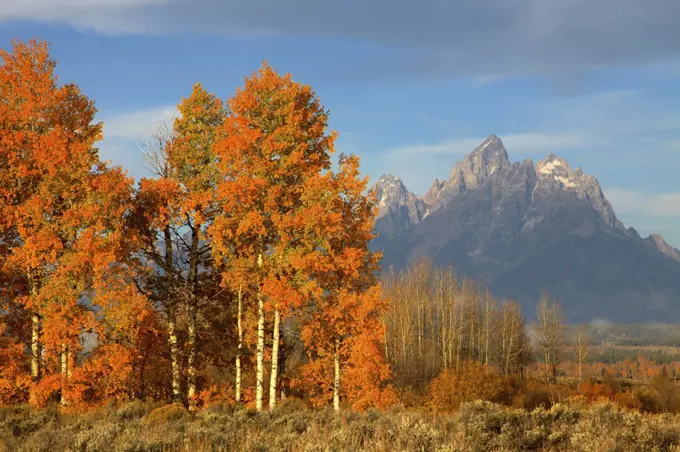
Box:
502 133 593 153
101 106 177 140
388 138 484 158
95 105 177 181
388 133 590 158
0 0 167 33
605 188 680 218
605 187 680 248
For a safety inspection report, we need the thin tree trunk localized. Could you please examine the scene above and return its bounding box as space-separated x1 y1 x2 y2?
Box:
30 312 40 382
456 303 464 371
469 304 475 362
334 337 341 412
438 275 447 370
269 308 281 410
383 319 389 364
165 224 182 404
29 272 41 406
256 253 265 412
235 284 243 403
484 297 491 366
60 344 68 407
168 307 182 403
506 322 515 376
187 226 199 411
448 293 455 369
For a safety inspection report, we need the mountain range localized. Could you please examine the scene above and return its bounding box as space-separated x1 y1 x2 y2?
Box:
372 135 680 323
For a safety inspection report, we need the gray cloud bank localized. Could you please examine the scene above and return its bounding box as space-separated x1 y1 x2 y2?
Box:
2 0 680 75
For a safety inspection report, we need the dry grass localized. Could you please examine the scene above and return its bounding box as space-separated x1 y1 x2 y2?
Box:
1 399 680 451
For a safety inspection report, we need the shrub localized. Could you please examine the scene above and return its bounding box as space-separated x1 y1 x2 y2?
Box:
276 397 309 414
3 397 680 450
115 400 153 420
650 373 680 413
578 379 614 402
428 362 506 412
143 403 190 425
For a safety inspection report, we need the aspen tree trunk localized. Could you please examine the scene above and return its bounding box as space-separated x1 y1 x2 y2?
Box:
448 294 455 369
29 275 41 407
501 314 508 374
167 309 181 402
255 253 265 412
60 344 68 407
30 313 40 382
438 275 447 369
456 304 464 371
383 318 389 363
576 326 588 382
165 224 182 404
417 284 423 356
469 303 475 361
269 308 281 410
235 284 243 403
506 324 515 375
67 347 73 385
441 323 447 370
333 338 341 412
187 227 199 411
484 297 491 366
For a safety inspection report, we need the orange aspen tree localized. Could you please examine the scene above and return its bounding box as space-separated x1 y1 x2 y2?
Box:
0 40 119 406
298 155 394 411
210 62 335 411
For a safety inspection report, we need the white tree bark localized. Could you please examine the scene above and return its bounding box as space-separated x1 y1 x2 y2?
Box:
235 284 243 403
333 338 341 412
576 325 589 382
269 308 281 410
165 224 182 405
60 344 69 407
255 253 265 412
30 312 40 382
29 274 41 406
187 227 199 411
168 307 182 403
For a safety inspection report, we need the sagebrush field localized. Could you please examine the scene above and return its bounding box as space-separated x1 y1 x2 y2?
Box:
3 399 680 451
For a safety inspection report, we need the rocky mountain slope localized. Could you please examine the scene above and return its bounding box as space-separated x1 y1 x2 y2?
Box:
373 135 680 323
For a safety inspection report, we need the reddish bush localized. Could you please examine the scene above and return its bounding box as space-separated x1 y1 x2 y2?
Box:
428 362 506 412
578 380 614 402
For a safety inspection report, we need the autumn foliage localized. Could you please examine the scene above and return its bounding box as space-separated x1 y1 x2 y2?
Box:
2 39 679 424
0 41 390 413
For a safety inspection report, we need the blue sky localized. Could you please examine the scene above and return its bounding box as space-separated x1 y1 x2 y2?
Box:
1 0 679 247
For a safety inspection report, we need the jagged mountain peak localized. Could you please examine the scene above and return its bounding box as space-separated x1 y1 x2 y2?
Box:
439 134 511 197
456 134 510 176
646 234 680 262
371 174 426 232
533 153 623 230
373 174 412 208
536 153 582 189
373 133 680 323
537 152 571 171
424 177 445 204
376 173 403 185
